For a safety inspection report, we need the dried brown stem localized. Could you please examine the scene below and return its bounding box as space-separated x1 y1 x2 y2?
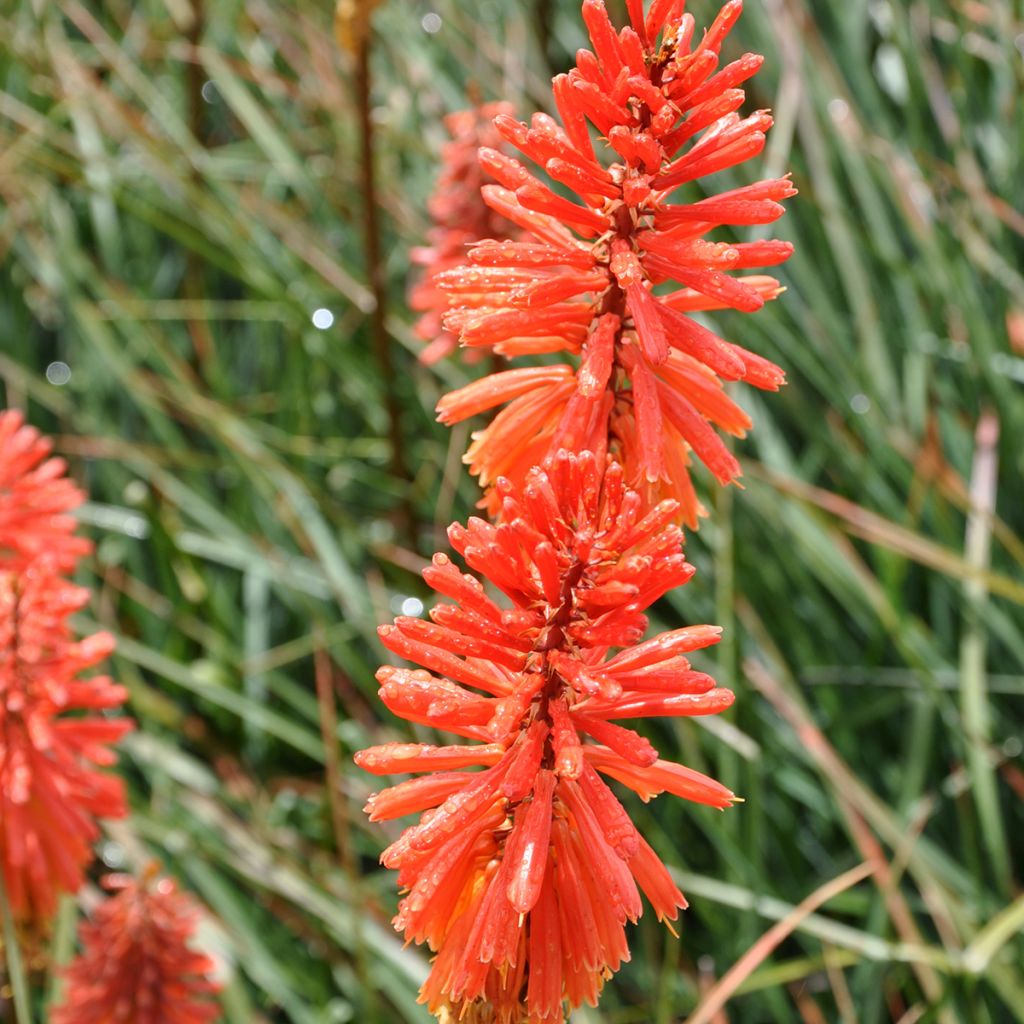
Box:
354 29 414 541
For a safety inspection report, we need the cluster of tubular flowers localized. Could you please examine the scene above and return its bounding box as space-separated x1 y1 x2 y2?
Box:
0 409 92 571
410 102 522 365
0 409 131 922
357 450 736 1024
434 0 793 526
53 869 221 1024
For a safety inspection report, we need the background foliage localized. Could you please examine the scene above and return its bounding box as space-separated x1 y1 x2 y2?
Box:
1 0 1022 1021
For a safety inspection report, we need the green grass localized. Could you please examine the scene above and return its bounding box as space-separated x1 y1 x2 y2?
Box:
1 0 1022 1021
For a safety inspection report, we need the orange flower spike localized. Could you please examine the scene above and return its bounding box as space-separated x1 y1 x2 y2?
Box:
358 450 737 1023
0 572 133 922
0 409 91 572
0 410 132 924
436 0 796 526
52 872 220 1024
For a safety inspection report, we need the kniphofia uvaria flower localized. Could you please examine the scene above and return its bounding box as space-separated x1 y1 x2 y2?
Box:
435 0 794 526
53 869 221 1024
0 408 131 921
357 450 736 1023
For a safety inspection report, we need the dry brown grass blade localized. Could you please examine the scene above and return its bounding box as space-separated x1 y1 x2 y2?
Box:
683 862 873 1024
893 421 1024 572
314 639 351 873
742 656 961 1023
894 1006 928 1024
746 462 1024 605
960 408 1011 892
789 986 828 1024
822 944 858 1024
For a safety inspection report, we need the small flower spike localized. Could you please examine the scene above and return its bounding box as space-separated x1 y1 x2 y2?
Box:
53 869 221 1024
357 450 736 1024
411 102 523 364
435 0 794 526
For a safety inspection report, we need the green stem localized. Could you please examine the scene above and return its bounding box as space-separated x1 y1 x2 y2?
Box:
0 871 33 1024
44 895 78 1013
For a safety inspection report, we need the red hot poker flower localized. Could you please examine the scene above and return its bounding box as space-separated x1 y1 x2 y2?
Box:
411 102 522 365
435 0 795 526
0 407 131 922
53 869 221 1024
0 409 91 572
0 566 132 921
357 450 736 1024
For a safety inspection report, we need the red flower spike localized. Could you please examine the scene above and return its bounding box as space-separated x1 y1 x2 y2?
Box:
434 0 796 527
357 450 736 1024
0 410 132 924
0 409 91 572
410 103 523 365
0 568 133 923
52 870 221 1024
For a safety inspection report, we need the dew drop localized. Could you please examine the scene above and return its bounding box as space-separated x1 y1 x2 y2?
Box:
311 307 334 330
45 361 71 386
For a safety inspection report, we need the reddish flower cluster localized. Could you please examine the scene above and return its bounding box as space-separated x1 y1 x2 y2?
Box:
0 410 91 571
53 869 221 1024
434 0 793 526
357 451 735 1023
411 102 522 364
0 409 131 921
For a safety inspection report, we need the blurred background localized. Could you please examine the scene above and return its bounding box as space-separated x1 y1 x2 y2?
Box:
1 0 1022 1021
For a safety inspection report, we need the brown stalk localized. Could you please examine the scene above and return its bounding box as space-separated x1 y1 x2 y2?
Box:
352 23 414 542
184 0 215 374
313 639 352 874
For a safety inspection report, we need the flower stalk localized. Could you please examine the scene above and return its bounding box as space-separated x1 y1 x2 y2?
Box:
0 865 33 1024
